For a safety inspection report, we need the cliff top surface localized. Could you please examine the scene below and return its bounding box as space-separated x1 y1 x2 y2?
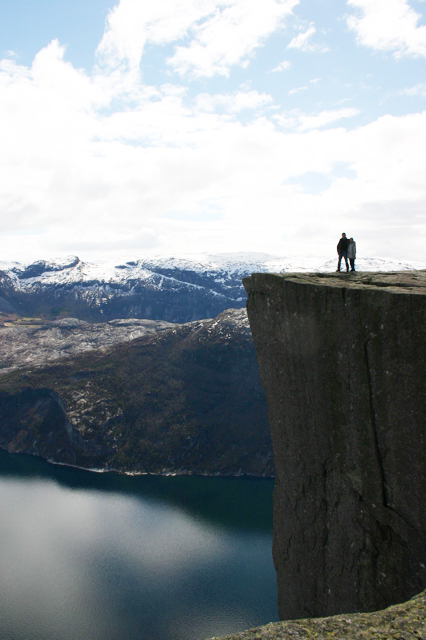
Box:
244 270 426 295
209 590 426 639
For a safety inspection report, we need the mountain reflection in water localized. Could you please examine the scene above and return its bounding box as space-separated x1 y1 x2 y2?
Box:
0 451 277 640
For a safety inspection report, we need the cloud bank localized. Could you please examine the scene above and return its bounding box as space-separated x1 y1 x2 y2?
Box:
97 0 299 76
347 0 426 58
0 0 426 262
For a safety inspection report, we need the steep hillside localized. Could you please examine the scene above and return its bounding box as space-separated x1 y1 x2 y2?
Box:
0 309 272 476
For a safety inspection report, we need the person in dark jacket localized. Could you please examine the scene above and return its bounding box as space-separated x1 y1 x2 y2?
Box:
347 237 356 271
337 233 349 272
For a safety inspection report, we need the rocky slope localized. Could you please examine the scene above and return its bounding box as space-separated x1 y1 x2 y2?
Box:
0 309 273 476
244 271 426 620
209 589 426 639
2 253 425 323
0 316 174 375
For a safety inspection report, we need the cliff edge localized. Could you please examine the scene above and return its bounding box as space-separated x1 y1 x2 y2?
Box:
243 271 426 620
210 589 426 639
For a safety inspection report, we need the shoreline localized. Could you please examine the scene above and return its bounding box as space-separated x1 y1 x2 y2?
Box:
0 447 276 480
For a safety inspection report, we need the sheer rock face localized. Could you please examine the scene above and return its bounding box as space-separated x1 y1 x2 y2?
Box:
0 388 85 466
243 271 426 621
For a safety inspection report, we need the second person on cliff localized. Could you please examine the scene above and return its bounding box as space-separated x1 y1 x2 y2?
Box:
348 238 356 272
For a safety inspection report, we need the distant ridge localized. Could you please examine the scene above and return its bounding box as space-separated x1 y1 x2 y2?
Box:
1 253 425 323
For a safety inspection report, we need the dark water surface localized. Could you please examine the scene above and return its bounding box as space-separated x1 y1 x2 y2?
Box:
0 451 277 640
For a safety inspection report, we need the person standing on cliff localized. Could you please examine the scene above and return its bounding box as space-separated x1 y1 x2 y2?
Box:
347 237 356 272
337 233 349 272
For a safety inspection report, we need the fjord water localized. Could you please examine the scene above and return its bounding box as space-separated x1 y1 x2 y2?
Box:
0 451 277 640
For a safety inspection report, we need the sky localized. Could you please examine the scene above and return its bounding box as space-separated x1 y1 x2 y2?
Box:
1 0 426 262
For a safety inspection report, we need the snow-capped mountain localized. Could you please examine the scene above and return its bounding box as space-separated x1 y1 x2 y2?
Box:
1 253 425 323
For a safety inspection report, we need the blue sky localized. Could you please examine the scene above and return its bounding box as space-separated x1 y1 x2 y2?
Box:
1 0 426 261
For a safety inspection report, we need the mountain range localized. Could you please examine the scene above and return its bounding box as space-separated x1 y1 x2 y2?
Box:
1 252 425 476
2 252 424 323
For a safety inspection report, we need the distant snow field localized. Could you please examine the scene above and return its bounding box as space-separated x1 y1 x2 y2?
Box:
1 251 426 328
2 253 426 285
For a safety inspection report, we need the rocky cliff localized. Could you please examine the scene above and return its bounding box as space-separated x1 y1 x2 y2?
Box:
243 271 426 620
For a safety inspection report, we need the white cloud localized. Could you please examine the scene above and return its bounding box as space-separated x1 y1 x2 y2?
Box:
97 0 211 70
195 90 273 113
287 25 315 49
297 107 360 131
288 86 307 94
402 82 426 95
275 107 360 131
347 0 426 58
271 59 291 72
287 25 328 52
1 8 426 262
169 0 299 77
97 0 299 77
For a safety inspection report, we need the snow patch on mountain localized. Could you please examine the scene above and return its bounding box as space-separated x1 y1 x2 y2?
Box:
2 252 425 288
1 252 425 323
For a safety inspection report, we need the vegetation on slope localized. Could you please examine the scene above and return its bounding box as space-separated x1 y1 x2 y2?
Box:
0 309 273 476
